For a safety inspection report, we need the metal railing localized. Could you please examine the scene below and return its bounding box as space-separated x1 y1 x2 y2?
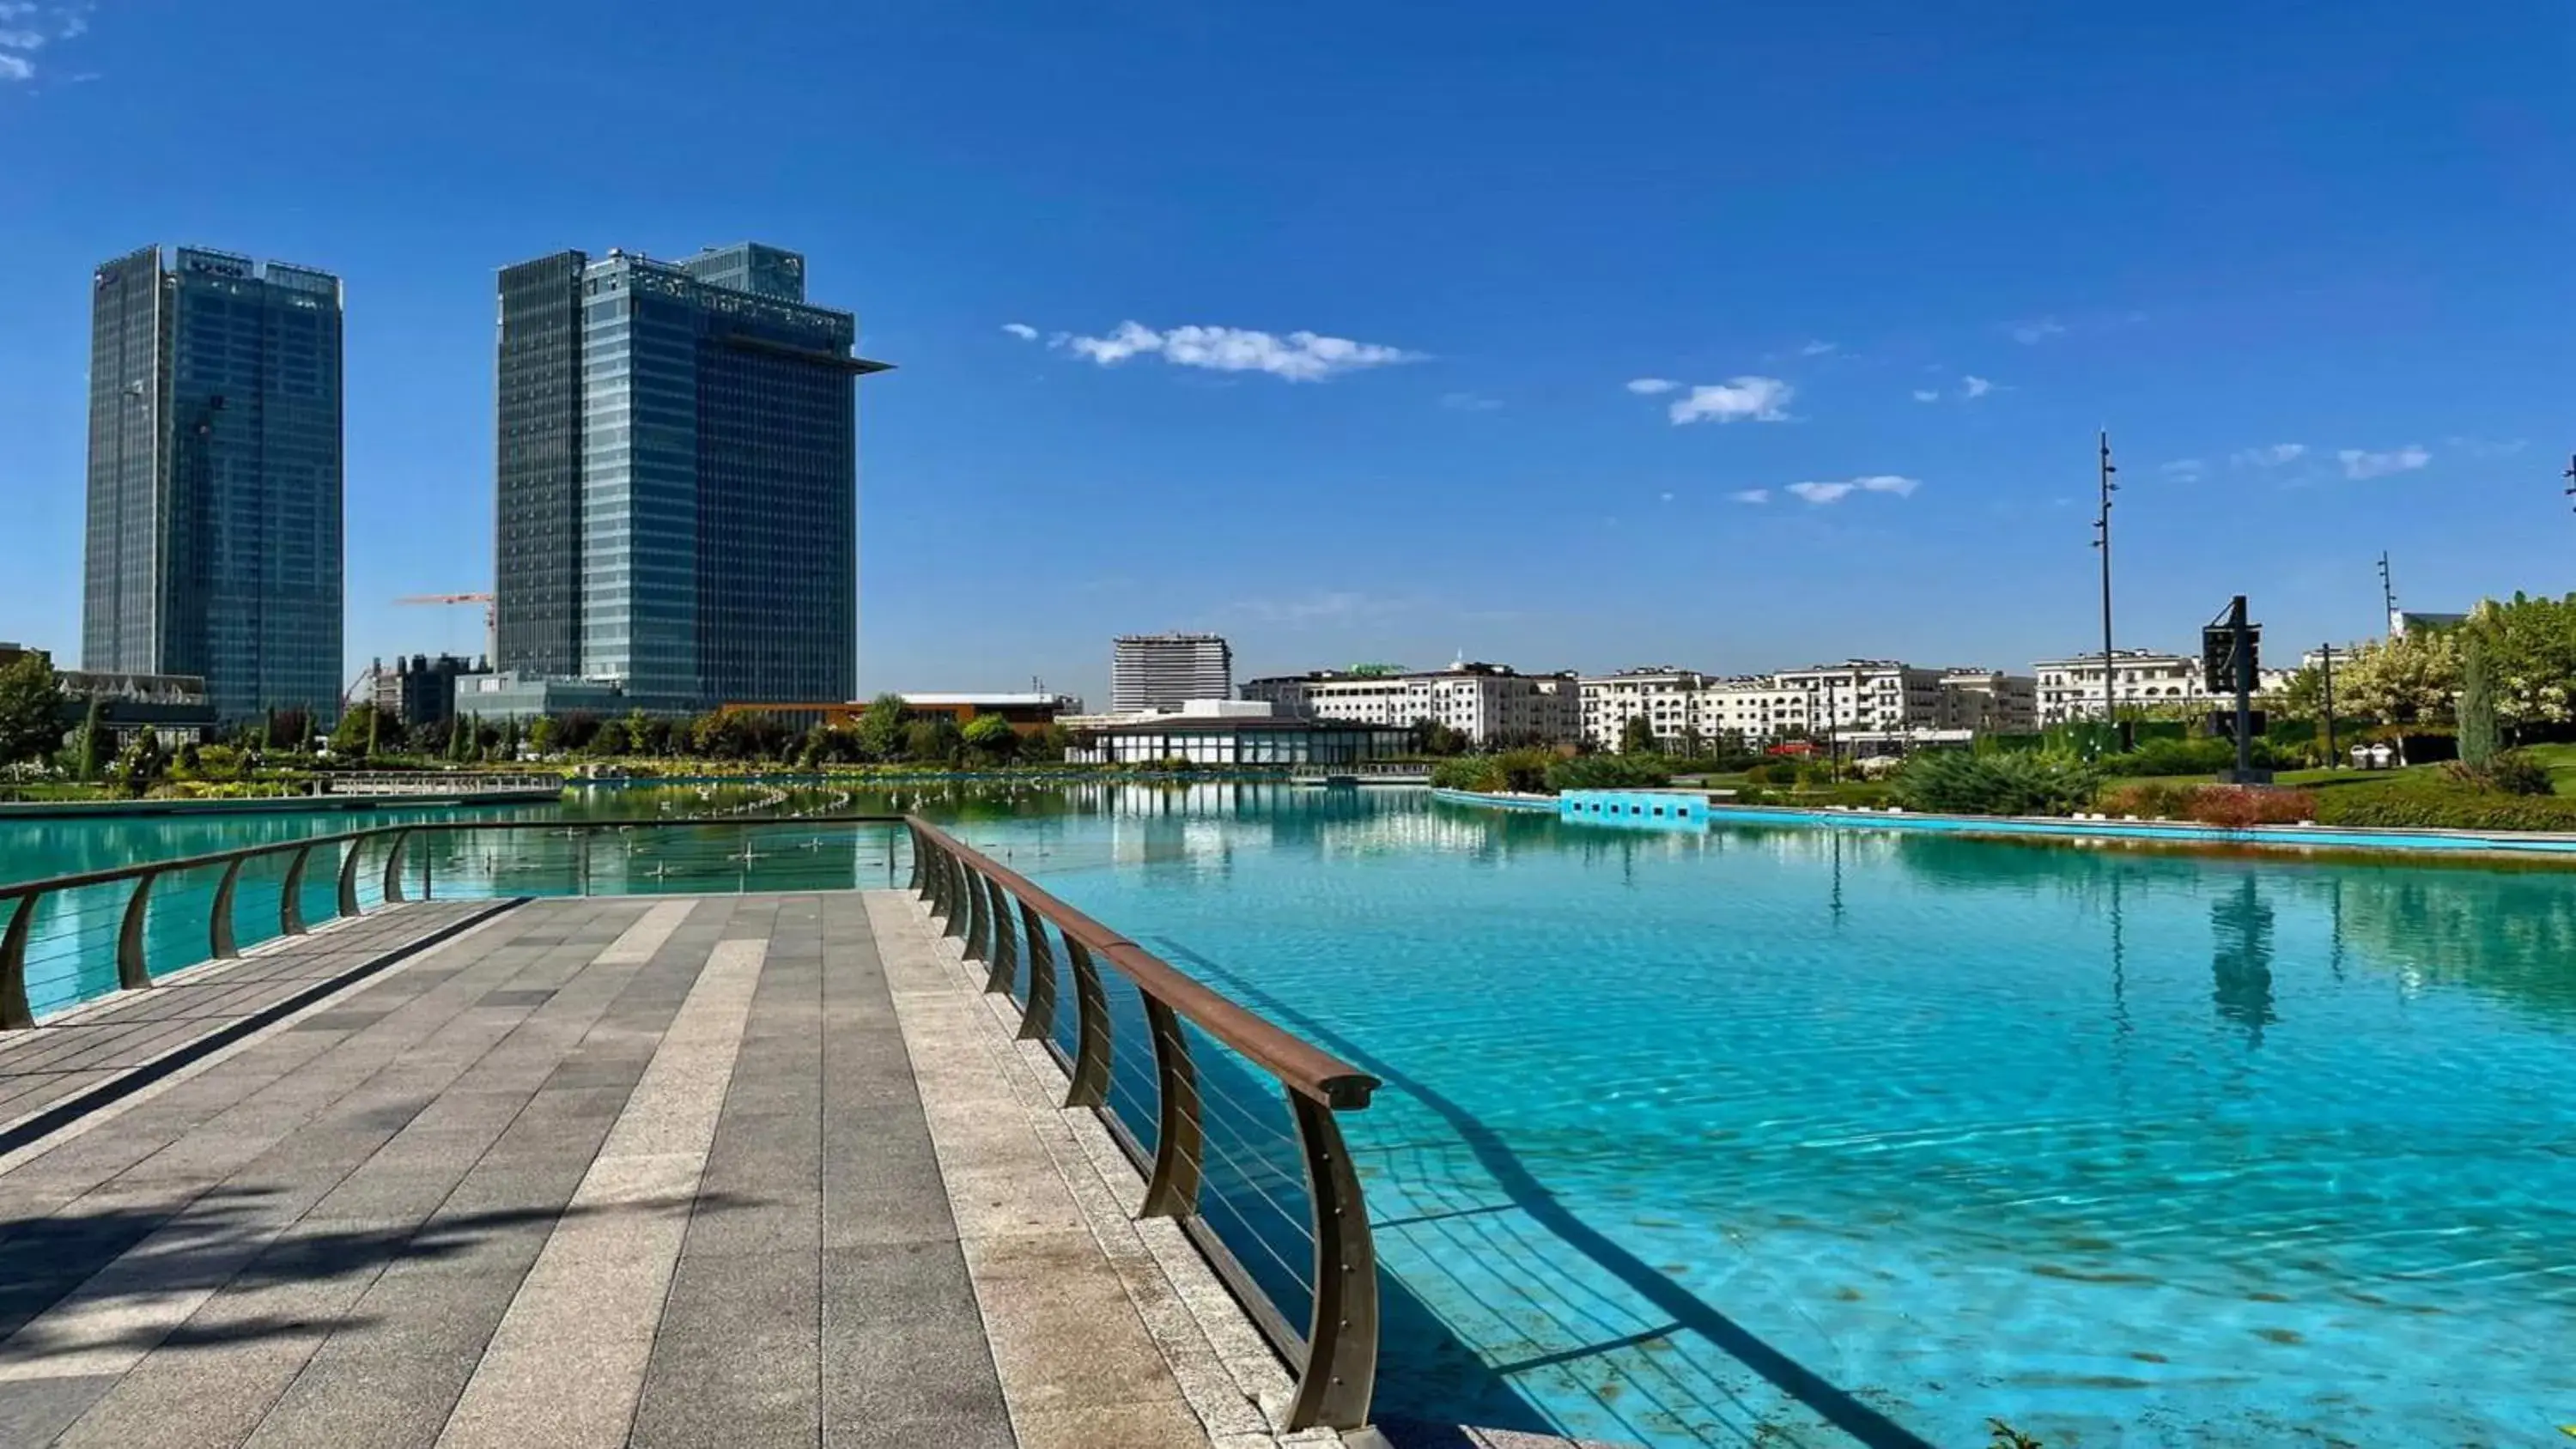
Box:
0 815 909 1028
904 816 1382 1431
315 771 566 796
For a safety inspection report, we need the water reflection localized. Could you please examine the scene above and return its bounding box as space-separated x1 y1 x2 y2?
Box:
2208 874 2278 1044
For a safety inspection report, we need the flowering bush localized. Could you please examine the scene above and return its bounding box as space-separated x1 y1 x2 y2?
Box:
2182 785 2317 828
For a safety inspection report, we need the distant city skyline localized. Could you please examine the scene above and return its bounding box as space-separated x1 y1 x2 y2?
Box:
3 2 2566 714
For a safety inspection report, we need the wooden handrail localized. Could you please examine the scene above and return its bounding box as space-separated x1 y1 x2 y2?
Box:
905 817 1378 1110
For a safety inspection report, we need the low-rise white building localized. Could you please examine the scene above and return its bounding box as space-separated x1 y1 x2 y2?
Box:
1242 663 1580 747
2032 649 2212 724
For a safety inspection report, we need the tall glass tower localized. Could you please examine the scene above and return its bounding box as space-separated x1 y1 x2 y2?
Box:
82 246 345 724
494 243 887 712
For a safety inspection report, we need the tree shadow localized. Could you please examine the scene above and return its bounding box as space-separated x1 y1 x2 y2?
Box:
0 1181 756 1361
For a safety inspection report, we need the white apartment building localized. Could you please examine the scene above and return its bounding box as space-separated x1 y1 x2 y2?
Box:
1695 677 1813 742
1770 661 1948 734
1936 669 2040 733
1578 669 1709 749
2032 649 2211 724
1110 633 1233 714
1244 663 1579 747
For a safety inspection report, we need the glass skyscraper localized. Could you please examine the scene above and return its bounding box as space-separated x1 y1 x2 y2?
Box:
494 243 885 713
82 246 345 724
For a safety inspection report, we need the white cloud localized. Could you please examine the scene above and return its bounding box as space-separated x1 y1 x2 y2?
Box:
1959 374 1994 399
1786 474 1919 505
0 2 87 80
2338 445 2431 480
1000 322 1038 341
1625 377 1679 395
1440 391 1501 412
0 50 28 79
0 27 42 47
2233 443 2307 468
1658 491 1674 503
1911 388 1941 403
2008 318 2066 345
1728 488 1771 505
1052 321 1423 381
1798 340 1838 357
1668 375 1793 425
2160 458 2207 482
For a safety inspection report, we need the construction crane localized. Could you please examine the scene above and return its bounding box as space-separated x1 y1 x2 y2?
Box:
396 592 497 664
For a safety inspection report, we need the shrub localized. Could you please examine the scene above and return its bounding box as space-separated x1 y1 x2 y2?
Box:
2312 791 2576 832
1892 750 2099 816
2111 736 2282 777
2443 749 2555 797
1546 753 1673 792
1431 748 1557 794
2099 781 2192 818
2182 785 2317 828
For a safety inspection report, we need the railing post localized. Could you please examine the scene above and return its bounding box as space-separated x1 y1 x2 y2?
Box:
336 838 363 918
281 843 315 935
1 893 36 1029
422 841 434 900
1138 994 1204 1218
210 858 245 959
940 852 969 942
1062 936 1111 1109
982 875 1018 994
1016 900 1056 1041
962 862 989 961
906 825 926 892
118 870 158 991
1285 1091 1382 1431
381 829 413 905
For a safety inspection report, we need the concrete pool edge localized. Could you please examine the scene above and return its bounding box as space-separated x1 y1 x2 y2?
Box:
1432 787 2576 858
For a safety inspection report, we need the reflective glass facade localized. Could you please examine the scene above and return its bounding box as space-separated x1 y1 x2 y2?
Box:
81 246 344 723
495 253 586 676
495 243 869 713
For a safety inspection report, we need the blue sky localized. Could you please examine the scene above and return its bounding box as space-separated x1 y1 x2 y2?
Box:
2 0 2568 708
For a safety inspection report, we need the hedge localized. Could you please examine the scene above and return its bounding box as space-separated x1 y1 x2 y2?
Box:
2311 791 2576 833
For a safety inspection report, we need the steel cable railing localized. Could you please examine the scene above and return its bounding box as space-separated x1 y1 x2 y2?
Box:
906 815 1382 1432
1 815 912 1027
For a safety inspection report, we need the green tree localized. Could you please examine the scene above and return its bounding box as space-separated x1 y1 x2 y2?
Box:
2336 629 2461 728
1617 713 1658 755
448 711 472 763
527 715 561 755
1413 718 1468 756
904 718 962 765
2272 664 2327 722
1029 723 1075 763
623 709 655 756
961 713 1018 764
2458 634 2502 766
329 704 381 760
501 718 521 760
0 652 67 766
76 697 106 781
2466 593 2576 732
857 694 908 762
590 718 630 755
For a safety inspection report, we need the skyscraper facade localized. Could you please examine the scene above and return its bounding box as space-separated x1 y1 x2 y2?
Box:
1111 633 1234 712
493 243 886 713
82 246 344 723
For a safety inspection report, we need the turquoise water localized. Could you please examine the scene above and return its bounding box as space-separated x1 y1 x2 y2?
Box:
935 785 2576 1448
9 782 2574 1445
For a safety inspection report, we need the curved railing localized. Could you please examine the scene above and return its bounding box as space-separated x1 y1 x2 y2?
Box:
0 815 908 1028
903 815 1382 1431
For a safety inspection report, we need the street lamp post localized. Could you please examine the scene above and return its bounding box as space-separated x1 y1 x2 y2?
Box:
2093 431 2119 751
2318 644 2338 771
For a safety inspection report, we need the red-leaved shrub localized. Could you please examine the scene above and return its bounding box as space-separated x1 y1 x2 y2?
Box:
2184 785 2317 828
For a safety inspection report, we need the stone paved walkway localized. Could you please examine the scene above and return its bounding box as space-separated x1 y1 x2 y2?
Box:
0 893 1085 1448
0 901 508 1149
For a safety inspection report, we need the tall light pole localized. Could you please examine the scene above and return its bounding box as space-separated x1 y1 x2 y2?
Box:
2563 453 2574 514
2093 431 2118 741
2318 643 2338 770
2377 551 2397 635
